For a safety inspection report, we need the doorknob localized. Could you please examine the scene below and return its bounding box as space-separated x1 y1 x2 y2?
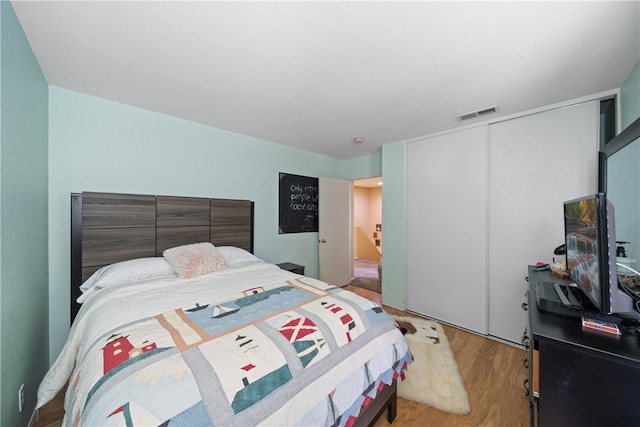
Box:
319 238 327 243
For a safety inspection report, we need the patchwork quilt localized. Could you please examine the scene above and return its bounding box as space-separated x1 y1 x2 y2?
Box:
38 263 412 426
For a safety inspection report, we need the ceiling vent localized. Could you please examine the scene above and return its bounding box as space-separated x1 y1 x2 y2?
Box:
456 105 499 122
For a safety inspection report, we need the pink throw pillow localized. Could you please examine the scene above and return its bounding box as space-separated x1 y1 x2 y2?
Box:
163 242 228 278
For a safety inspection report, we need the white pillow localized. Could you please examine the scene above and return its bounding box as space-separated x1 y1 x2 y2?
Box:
80 257 176 293
216 246 263 266
163 242 229 278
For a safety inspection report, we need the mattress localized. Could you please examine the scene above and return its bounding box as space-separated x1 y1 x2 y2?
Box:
37 261 411 426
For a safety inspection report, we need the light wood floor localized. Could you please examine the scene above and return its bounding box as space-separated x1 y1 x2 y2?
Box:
35 285 529 427
355 287 530 427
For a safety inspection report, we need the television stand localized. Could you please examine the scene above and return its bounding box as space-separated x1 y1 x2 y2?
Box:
525 266 640 427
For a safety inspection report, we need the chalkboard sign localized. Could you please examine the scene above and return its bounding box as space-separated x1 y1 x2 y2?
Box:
279 173 318 233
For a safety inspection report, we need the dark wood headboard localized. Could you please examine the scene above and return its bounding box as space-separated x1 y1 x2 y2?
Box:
70 191 254 323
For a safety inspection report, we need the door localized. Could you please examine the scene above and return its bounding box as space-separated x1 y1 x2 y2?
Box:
318 177 352 285
488 101 598 343
406 126 488 334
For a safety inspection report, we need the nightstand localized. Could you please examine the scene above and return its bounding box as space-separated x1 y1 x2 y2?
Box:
276 262 305 275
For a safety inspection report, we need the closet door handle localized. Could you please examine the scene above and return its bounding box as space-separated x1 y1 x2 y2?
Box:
319 238 327 243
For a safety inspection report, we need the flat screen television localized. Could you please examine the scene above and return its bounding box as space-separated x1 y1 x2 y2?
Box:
564 193 633 316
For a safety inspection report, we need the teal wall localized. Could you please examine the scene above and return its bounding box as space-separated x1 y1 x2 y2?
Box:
380 142 407 310
0 2 49 425
47 87 356 361
621 59 640 129
341 152 381 180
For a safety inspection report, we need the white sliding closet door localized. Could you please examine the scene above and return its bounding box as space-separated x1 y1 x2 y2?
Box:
488 101 599 343
407 126 488 335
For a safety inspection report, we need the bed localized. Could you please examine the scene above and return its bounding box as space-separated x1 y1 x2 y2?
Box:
37 192 412 426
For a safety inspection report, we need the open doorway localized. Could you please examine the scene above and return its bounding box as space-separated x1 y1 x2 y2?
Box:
351 177 382 294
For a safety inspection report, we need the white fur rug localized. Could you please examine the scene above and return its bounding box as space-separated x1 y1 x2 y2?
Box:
392 315 471 415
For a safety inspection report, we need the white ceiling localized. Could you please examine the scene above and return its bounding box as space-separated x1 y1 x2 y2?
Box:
11 1 640 160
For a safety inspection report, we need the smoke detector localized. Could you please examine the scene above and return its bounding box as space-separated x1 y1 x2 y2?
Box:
456 105 499 122
353 137 365 144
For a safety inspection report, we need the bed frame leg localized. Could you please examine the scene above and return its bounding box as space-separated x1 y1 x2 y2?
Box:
386 389 397 423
